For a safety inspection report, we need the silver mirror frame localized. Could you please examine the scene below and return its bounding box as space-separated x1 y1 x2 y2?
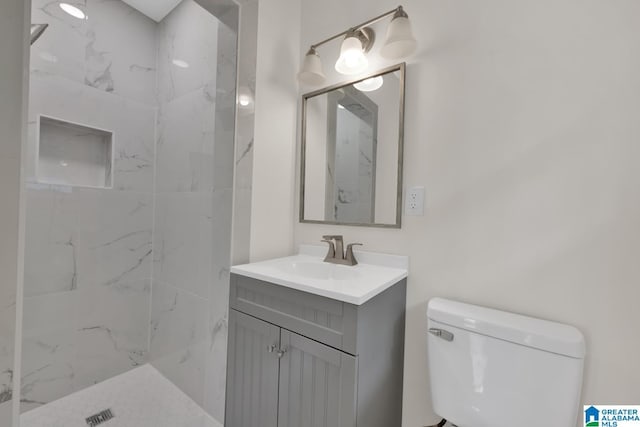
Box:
299 62 406 228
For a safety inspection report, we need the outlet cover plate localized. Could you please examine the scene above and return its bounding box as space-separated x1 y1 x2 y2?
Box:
405 186 425 216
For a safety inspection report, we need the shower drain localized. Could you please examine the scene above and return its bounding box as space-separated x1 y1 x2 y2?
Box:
86 408 114 426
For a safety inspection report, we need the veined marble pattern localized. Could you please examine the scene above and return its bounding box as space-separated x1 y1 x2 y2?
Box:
232 115 255 265
25 0 156 403
27 74 156 192
212 21 238 193
199 17 240 419
74 190 153 288
232 0 258 268
24 187 153 297
27 9 155 414
150 3 235 422
24 186 80 297
203 189 232 419
31 0 157 105
22 187 153 409
73 280 150 381
0 304 15 408
156 0 219 104
21 291 78 411
0 156 19 424
20 364 222 427
155 84 217 193
23 0 238 424
153 192 214 299
20 279 151 412
149 281 208 406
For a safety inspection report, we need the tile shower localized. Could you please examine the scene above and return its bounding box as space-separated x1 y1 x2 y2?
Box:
20 0 237 425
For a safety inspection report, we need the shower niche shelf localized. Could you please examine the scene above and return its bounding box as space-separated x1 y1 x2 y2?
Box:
37 115 114 188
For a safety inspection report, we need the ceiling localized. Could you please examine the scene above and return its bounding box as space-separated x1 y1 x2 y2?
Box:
121 0 182 22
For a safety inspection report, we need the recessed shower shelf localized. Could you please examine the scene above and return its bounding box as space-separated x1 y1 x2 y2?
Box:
37 115 114 189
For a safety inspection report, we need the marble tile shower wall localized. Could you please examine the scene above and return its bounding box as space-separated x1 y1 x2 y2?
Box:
21 0 236 421
22 0 157 412
232 0 258 266
0 158 20 423
150 2 236 422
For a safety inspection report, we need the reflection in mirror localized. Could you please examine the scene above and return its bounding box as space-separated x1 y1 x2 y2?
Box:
301 63 405 228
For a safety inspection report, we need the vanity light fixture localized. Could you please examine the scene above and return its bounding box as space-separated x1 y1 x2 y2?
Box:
298 5 416 86
59 3 86 20
380 6 417 59
334 28 373 75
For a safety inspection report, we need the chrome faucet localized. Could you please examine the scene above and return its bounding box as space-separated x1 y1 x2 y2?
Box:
321 235 362 266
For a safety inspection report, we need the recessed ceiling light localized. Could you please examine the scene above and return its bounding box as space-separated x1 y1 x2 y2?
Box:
59 3 86 19
354 76 384 92
172 59 189 69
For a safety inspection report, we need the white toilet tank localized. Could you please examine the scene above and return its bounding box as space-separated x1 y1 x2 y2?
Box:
427 298 585 427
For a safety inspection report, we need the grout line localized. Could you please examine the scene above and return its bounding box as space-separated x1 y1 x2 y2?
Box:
147 16 161 363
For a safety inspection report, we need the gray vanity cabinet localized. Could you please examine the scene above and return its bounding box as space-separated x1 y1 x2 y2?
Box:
278 330 357 427
225 310 280 427
225 273 406 427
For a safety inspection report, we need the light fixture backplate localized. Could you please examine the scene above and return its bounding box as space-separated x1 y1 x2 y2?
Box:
352 27 376 53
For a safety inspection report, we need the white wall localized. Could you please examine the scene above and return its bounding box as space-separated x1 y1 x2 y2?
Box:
0 0 29 425
252 0 640 425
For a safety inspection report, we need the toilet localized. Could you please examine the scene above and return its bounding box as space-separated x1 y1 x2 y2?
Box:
426 298 586 427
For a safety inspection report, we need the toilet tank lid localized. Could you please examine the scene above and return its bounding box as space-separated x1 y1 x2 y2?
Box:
427 298 586 359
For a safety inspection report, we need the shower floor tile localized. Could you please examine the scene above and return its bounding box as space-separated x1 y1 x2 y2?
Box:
20 364 222 427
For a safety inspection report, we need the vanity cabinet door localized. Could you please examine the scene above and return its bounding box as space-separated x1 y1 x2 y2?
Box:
277 330 357 427
226 310 281 427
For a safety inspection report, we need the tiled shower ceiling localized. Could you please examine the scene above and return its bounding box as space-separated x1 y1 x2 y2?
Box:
121 0 182 22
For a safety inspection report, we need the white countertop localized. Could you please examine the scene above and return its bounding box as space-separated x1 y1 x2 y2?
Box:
230 245 409 305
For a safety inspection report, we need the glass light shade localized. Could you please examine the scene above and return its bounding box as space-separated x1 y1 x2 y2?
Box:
298 50 326 86
335 36 368 75
354 76 384 92
380 16 417 59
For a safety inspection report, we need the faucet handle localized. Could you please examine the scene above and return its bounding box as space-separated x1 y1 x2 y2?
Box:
345 243 363 266
322 235 343 241
321 239 336 260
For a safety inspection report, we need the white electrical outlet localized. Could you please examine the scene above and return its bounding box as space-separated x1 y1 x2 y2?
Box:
405 186 425 216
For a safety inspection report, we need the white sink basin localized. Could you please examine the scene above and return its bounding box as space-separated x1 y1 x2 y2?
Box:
274 260 361 281
230 245 408 305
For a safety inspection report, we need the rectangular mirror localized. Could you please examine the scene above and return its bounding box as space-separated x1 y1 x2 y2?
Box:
300 63 405 228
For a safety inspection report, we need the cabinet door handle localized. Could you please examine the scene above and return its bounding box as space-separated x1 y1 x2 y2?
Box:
267 344 277 353
276 348 287 358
